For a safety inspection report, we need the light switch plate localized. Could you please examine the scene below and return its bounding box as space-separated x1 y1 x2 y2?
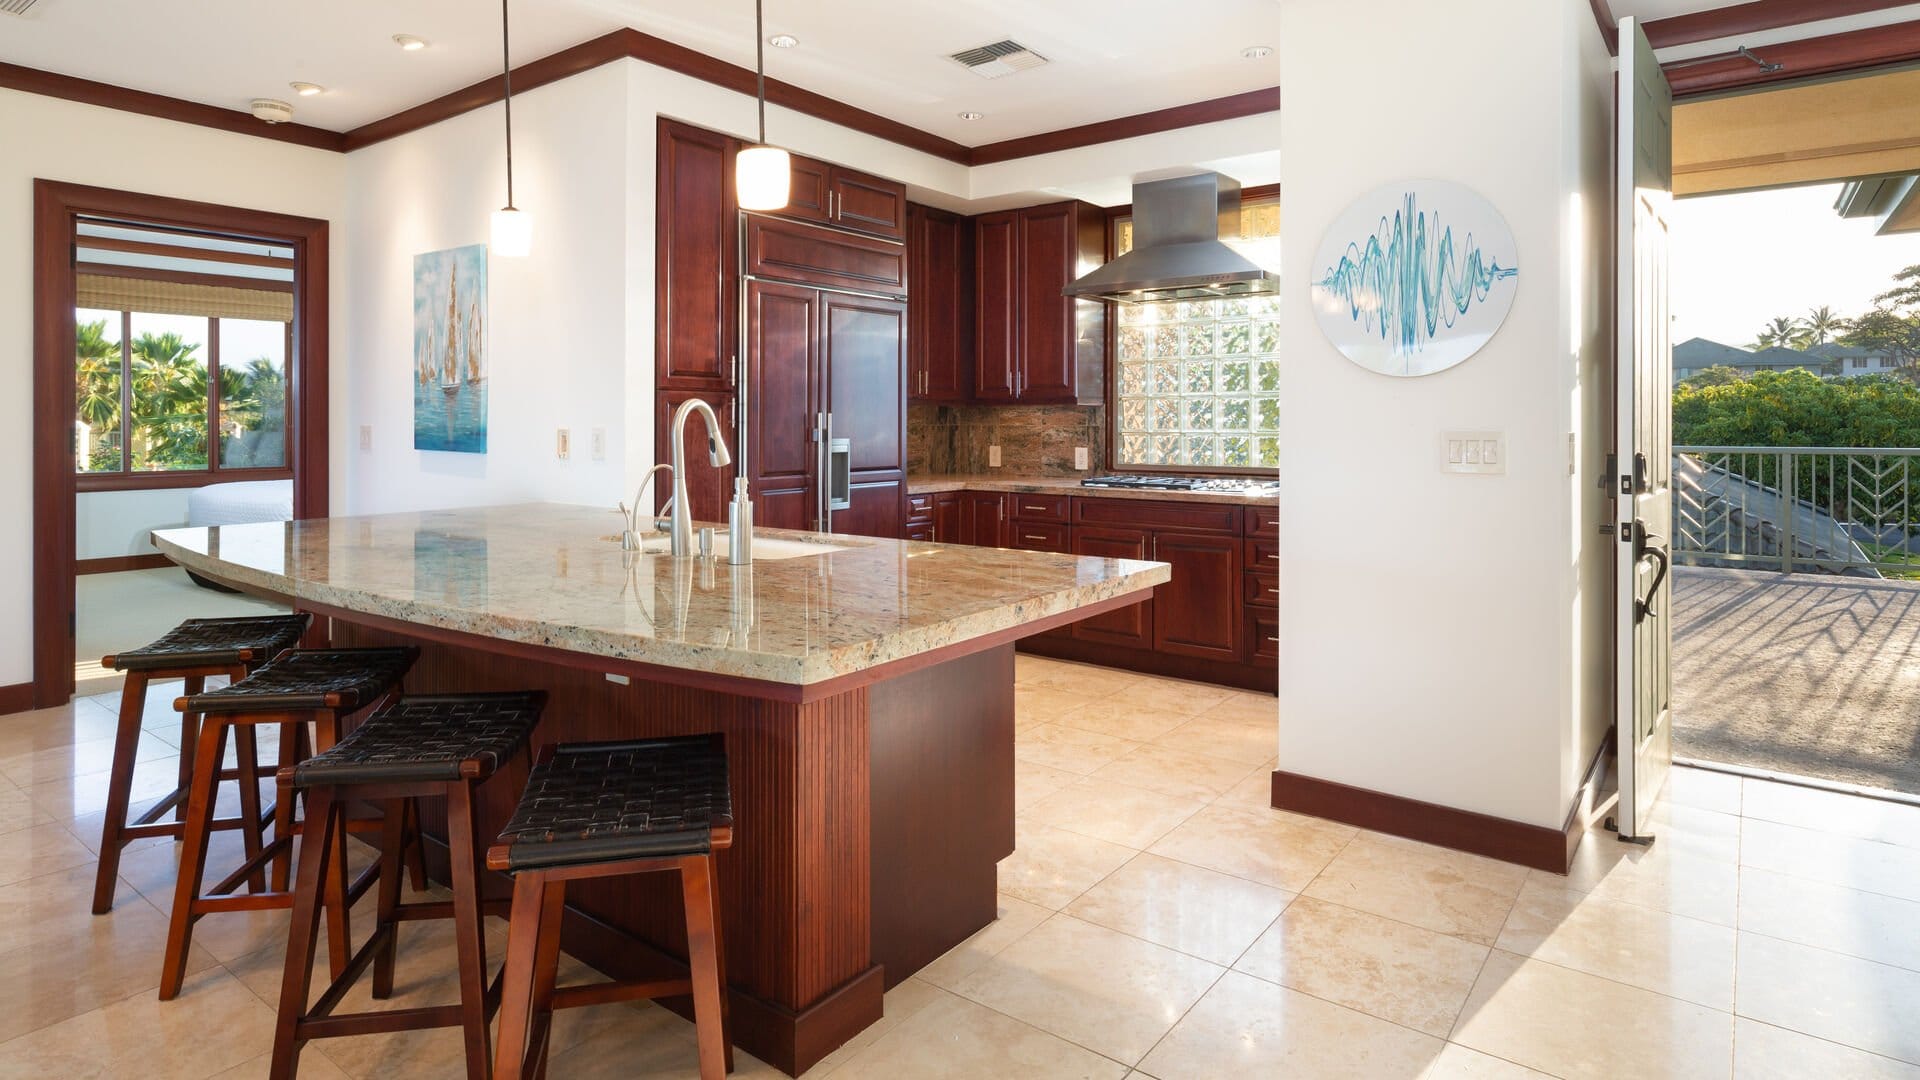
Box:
988 444 1002 468
556 428 571 460
1442 431 1505 475
590 427 607 461
1074 446 1090 470
359 425 371 451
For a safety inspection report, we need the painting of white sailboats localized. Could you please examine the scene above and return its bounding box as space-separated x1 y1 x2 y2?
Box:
412 244 488 453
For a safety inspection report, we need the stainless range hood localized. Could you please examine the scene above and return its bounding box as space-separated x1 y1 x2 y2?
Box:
1064 172 1277 304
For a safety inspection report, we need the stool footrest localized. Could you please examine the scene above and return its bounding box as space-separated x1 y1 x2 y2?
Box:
552 977 692 1011
298 928 504 1039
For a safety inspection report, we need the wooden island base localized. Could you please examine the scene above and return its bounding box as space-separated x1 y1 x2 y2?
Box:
331 620 1015 1076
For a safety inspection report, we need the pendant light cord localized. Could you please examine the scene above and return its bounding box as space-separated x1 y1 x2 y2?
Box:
501 0 515 209
754 0 767 145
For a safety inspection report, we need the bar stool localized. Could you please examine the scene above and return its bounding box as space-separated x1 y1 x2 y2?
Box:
269 691 547 1080
488 734 735 1080
92 614 312 915
159 646 418 1001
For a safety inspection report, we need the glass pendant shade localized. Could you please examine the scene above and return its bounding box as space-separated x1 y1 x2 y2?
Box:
491 206 532 257
736 145 791 211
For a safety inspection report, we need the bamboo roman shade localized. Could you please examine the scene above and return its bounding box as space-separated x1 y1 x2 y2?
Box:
76 273 292 322
1675 68 1920 196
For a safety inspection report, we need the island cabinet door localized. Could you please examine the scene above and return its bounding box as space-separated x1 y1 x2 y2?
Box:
1072 526 1154 647
1151 530 1243 660
822 292 906 538
745 279 821 531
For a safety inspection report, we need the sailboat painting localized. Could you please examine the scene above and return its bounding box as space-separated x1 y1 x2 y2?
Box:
412 244 489 453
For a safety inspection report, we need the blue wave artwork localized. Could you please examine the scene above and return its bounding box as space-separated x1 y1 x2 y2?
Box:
1314 192 1518 358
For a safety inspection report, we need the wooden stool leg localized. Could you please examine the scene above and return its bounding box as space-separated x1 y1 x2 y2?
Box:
492 871 548 1080
91 670 150 915
403 798 429 893
269 720 304 892
527 878 567 1080
681 855 729 1080
371 798 407 999
447 781 493 1078
315 716 352 981
159 716 229 1000
175 674 202 826
231 723 268 894
268 785 339 1080
710 859 733 1074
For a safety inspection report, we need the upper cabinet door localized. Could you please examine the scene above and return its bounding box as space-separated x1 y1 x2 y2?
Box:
744 279 822 531
783 155 833 225
828 166 907 241
1016 203 1077 403
656 119 737 391
973 212 1019 401
909 204 974 404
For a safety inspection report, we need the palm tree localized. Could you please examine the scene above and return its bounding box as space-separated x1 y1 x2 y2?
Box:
73 318 122 471
1804 305 1846 346
129 331 209 469
1752 315 1810 350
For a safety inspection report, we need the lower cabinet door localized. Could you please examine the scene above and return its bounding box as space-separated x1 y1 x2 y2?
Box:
1151 530 1243 660
834 479 904 539
932 493 962 543
1072 526 1154 647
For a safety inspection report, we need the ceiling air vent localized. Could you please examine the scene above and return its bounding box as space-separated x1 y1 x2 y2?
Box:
948 39 1049 79
0 0 44 14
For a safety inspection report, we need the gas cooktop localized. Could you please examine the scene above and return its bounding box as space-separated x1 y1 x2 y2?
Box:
1080 475 1279 496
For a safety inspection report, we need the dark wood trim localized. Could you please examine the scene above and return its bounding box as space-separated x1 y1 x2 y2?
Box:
1589 0 1620 53
75 466 294 492
34 181 329 708
967 88 1280 166
75 262 296 294
1270 770 1578 874
77 553 171 575
0 682 35 717
1645 0 1915 49
0 61 345 151
1017 634 1276 694
75 234 293 269
1665 19 1920 96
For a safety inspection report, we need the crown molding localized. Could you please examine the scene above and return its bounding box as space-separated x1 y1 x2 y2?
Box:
1645 0 1915 49
0 60 346 151
967 87 1279 167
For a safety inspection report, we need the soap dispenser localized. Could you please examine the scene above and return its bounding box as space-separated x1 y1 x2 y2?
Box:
728 478 754 565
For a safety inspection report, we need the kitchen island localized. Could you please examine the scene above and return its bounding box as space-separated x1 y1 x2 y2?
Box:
151 503 1167 1075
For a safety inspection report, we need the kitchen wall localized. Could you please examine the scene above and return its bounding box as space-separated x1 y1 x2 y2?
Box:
1276 0 1613 830
0 87 348 690
908 404 1105 477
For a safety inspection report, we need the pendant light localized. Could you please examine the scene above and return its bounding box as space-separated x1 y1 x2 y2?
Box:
489 0 532 256
735 0 790 211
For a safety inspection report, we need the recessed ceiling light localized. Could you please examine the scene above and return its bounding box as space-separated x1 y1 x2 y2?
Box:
289 81 325 97
768 33 799 49
1241 45 1273 60
958 110 985 121
392 34 429 51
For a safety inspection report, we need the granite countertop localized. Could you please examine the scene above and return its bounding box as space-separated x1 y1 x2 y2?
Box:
150 503 1168 687
908 474 1279 507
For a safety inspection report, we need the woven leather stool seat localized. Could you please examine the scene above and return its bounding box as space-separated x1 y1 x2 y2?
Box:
105 614 311 672
495 734 732 871
185 647 418 714
292 692 545 788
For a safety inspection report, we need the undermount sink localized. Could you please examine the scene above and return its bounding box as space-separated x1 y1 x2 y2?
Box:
748 537 847 561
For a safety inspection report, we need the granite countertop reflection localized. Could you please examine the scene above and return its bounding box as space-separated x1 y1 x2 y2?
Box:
150 503 1168 687
908 474 1279 506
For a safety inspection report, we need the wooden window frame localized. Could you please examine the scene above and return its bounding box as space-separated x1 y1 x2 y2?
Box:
74 308 295 491
1104 183 1281 478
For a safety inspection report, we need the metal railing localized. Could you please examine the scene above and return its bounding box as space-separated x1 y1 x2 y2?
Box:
1672 446 1920 576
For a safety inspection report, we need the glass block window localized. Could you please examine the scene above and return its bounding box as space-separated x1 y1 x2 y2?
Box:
1113 196 1280 471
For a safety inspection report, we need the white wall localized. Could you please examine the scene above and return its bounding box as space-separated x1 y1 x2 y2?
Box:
0 88 347 688
1276 0 1612 828
76 489 191 560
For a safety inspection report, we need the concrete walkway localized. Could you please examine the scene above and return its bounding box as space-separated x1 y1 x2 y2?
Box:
1674 566 1920 794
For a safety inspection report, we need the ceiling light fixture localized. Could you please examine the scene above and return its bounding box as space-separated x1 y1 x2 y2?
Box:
1240 45 1273 60
736 0 790 212
290 82 325 97
768 33 798 49
489 0 531 256
392 33 428 51
958 110 984 121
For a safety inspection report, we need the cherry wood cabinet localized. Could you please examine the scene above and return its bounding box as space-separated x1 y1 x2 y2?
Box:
822 291 908 539
932 492 961 543
958 492 1007 548
774 154 906 241
1151 530 1242 660
656 119 738 393
973 201 1106 405
1071 525 1156 648
653 389 737 522
907 204 974 404
743 280 822 533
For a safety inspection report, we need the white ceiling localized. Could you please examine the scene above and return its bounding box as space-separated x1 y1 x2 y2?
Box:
0 0 1283 146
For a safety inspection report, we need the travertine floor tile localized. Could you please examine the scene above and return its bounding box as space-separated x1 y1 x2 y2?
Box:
1023 778 1205 849
1052 697 1195 742
1555 823 1741 927
954 914 1222 1065
998 819 1136 910
1424 1042 1556 1079
1736 932 1920 1065
0 821 97 887
0 780 52 837
1150 712 1274 765
1065 852 1291 966
1665 767 1743 815
1234 895 1487 1036
1302 836 1526 946
1740 817 1920 903
1090 743 1262 803
1497 875 1736 1010
1137 970 1443 1080
0 731 173 787
1015 758 1080 811
1148 803 1353 892
0 701 121 761
1731 1016 1920 1080
1739 779 1920 851
1738 865 1920 972
828 985 1127 1079
1013 723 1138 775
0 965 271 1079
916 893 1051 990
1210 758 1279 813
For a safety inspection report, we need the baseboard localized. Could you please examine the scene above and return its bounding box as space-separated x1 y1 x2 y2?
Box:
1271 770 1579 874
1016 634 1277 693
0 681 34 716
77 553 169 575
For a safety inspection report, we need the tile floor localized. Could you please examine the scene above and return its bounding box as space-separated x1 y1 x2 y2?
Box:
74 568 287 695
0 655 1917 1077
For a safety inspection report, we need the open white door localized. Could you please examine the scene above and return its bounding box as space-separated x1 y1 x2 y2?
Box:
1614 16 1675 842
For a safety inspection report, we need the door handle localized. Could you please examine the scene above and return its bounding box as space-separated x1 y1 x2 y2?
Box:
1634 529 1670 623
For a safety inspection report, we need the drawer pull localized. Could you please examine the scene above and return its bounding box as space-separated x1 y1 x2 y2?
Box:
1023 534 1048 541
1266 636 1279 643
1024 505 1051 512
1267 554 1279 560
1268 588 1279 594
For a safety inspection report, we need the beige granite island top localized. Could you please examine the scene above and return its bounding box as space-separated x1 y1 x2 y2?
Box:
150 502 1169 690
908 473 1280 507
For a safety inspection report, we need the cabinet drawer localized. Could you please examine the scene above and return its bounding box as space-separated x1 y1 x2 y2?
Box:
1009 493 1071 523
1245 535 1278 569
1244 570 1279 610
1246 503 1280 537
906 493 934 524
1010 522 1072 553
1075 497 1241 534
1247 611 1279 663
904 522 934 542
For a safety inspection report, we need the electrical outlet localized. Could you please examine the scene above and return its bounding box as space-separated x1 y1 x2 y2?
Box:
988 444 1002 468
359 425 371 451
556 428 571 460
1073 446 1090 471
591 427 607 461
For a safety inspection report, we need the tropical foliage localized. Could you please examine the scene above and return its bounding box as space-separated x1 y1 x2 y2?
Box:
1674 370 1920 448
1743 266 1920 373
74 314 286 473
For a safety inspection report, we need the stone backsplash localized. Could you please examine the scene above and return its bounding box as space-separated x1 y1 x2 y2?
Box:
908 403 1107 477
